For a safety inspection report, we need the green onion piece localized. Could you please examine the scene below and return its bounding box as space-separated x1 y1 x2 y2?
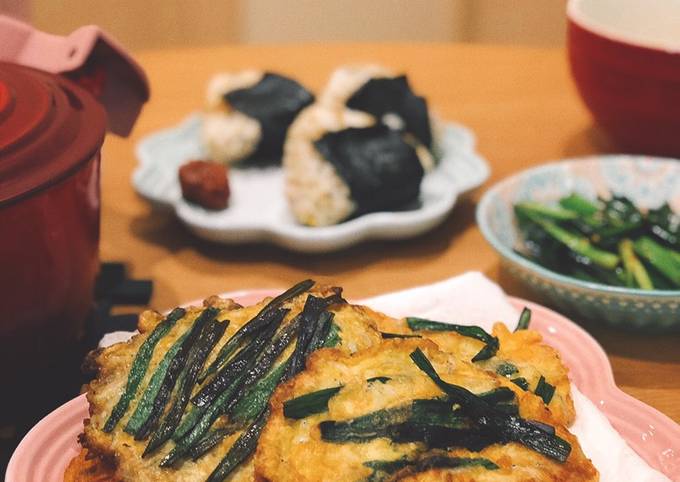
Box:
161 372 246 467
188 428 231 461
534 376 556 405
410 399 469 429
619 239 654 290
406 318 499 362
305 311 335 355
380 332 422 339
289 296 343 379
287 296 336 377
135 307 218 442
192 309 286 408
230 361 288 426
364 456 498 481
511 377 530 391
642 259 675 290
409 349 571 463
221 314 303 416
634 236 680 287
515 201 579 221
172 405 203 441
363 458 411 482
322 321 342 348
471 338 500 362
367 376 391 384
124 330 190 435
199 279 315 383
477 387 516 405
496 362 518 376
528 215 620 270
206 408 270 482
283 386 343 420
104 307 186 432
559 193 600 217
143 317 227 456
319 406 412 443
514 307 531 331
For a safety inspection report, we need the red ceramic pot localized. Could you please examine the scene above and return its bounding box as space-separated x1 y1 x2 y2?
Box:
0 63 106 388
567 0 680 156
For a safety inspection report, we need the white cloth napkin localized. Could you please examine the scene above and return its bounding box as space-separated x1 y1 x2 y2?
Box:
361 271 670 482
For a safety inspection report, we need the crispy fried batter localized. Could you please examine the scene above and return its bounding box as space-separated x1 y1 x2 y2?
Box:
255 340 597 482
79 286 383 482
63 448 119 482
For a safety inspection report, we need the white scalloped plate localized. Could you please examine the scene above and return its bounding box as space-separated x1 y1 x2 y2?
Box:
132 114 489 252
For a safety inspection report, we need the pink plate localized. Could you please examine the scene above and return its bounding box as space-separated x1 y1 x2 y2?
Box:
7 291 680 481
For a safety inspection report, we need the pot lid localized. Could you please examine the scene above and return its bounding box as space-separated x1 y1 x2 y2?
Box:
0 62 106 206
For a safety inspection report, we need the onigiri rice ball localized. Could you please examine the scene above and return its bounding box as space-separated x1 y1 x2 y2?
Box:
202 71 314 165
284 65 440 226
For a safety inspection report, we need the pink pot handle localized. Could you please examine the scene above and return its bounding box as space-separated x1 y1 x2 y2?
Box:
0 15 150 137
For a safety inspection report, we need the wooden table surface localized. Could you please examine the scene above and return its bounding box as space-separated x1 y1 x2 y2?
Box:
101 43 680 423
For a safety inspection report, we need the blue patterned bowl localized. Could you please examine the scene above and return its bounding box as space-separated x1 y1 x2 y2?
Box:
477 155 680 332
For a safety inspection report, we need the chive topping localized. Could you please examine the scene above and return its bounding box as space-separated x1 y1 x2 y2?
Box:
514 307 532 331
405 317 499 362
198 279 315 383
283 386 343 419
161 372 246 467
408 348 571 462
322 321 342 348
163 311 302 467
380 331 422 339
125 330 190 435
308 312 336 352
286 295 340 377
364 455 499 481
230 361 288 426
206 408 270 482
511 377 530 391
221 315 303 416
103 307 186 432
143 317 228 456
164 290 339 469
477 387 516 405
534 375 556 405
192 309 287 408
188 428 231 461
134 307 219 442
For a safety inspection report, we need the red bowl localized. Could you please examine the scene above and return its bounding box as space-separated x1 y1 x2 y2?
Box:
567 0 680 156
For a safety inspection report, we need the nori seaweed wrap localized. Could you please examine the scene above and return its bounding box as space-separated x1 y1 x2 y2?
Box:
202 71 313 165
346 76 432 149
313 125 424 214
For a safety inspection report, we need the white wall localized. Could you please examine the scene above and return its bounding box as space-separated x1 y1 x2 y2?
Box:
0 0 568 50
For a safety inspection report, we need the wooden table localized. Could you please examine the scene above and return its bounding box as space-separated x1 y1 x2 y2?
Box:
101 43 680 423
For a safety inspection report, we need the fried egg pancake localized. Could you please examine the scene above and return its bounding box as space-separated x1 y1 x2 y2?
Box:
255 339 597 482
81 285 382 482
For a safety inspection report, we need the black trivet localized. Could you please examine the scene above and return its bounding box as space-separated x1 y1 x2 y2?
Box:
0 262 153 477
